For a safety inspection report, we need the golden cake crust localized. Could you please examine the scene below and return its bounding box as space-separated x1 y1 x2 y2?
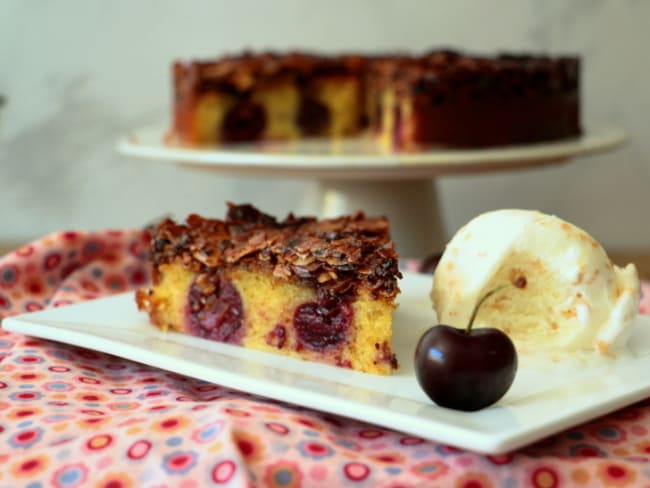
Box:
175 51 367 92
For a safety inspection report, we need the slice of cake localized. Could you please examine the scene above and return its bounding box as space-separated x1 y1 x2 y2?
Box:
374 51 581 149
136 203 401 374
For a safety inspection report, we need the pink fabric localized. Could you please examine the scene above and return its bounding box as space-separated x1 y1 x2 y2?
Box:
1 230 649 487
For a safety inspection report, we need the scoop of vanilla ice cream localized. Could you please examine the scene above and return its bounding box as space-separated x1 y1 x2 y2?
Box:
431 209 640 355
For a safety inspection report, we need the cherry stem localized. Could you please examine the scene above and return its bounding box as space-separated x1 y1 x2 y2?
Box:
466 283 511 333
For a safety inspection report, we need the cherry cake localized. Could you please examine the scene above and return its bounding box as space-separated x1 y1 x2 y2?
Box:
135 204 401 375
170 50 580 149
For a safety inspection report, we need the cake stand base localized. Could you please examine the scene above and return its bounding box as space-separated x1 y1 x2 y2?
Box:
301 179 445 259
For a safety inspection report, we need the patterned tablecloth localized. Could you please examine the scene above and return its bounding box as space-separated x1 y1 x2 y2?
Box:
0 230 649 488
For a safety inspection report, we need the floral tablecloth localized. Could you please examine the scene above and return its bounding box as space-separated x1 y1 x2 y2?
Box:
1 230 649 488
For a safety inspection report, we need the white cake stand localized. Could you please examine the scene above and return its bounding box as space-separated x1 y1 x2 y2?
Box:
118 126 626 258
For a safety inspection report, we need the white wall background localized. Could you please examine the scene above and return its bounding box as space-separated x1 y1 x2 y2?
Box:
1 0 648 254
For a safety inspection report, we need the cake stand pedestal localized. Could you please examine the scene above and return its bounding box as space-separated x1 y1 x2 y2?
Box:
300 179 443 258
119 126 627 258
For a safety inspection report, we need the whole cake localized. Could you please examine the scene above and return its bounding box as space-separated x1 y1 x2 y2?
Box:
170 50 581 149
136 203 401 374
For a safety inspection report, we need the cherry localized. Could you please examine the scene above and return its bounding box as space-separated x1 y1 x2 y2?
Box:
297 97 330 136
293 295 352 350
221 100 266 142
414 280 523 411
188 277 244 344
265 324 287 349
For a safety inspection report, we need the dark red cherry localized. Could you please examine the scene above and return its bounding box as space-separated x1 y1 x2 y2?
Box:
293 296 352 350
414 280 523 411
188 277 244 344
297 97 330 136
414 324 517 411
265 324 287 349
221 100 266 142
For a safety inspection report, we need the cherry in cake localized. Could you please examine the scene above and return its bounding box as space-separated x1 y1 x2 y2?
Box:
136 203 401 375
221 100 267 142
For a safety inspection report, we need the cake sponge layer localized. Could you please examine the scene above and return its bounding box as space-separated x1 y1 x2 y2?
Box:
139 263 396 374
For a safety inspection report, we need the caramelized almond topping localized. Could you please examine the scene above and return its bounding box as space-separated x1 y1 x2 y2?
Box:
145 203 401 300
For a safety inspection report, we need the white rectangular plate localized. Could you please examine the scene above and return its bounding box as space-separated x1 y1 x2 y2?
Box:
4 271 650 454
